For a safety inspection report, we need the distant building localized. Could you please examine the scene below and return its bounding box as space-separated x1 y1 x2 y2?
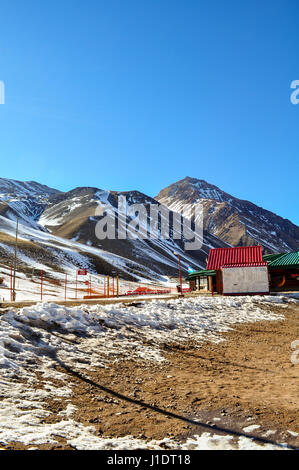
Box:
188 247 299 295
265 251 299 291
188 246 269 295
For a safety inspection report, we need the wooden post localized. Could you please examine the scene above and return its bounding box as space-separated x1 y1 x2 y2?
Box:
107 276 110 298
10 265 12 302
65 273 67 300
75 271 78 299
41 270 43 301
117 275 119 297
12 218 19 302
178 255 182 294
208 276 212 292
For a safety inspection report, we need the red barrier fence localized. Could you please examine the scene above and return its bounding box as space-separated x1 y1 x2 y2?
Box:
0 265 185 303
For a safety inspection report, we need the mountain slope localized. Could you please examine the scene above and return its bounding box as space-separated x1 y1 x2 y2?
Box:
0 178 228 281
155 177 299 253
0 178 61 230
0 215 176 283
38 186 228 277
2 175 297 282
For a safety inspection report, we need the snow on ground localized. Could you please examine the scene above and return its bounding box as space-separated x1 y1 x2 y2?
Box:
0 262 179 303
0 215 194 283
64 432 285 451
0 216 169 283
0 295 297 450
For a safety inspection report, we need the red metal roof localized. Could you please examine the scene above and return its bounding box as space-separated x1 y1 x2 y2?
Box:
222 263 268 268
207 246 264 270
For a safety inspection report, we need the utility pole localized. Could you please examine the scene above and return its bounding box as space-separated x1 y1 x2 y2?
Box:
12 218 19 302
112 270 119 297
173 251 183 296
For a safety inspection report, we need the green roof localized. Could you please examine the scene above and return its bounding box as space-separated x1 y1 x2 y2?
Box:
262 253 286 262
266 251 299 268
187 269 216 279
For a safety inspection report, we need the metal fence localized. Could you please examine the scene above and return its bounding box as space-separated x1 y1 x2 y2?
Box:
0 265 187 303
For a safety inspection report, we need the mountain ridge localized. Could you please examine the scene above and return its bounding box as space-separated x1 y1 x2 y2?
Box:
0 178 227 280
155 176 299 253
0 176 297 282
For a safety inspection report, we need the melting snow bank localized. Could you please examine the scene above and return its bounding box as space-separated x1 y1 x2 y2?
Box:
66 431 288 451
0 398 289 450
0 294 291 376
0 294 296 450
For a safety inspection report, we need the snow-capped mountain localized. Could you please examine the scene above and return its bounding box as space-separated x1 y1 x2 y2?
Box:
0 178 61 230
0 175 297 283
37 186 228 278
155 177 299 253
0 178 227 281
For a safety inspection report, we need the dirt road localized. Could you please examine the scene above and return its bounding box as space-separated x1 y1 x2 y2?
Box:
2 303 299 450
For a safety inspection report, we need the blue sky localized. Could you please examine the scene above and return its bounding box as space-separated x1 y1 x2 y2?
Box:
0 0 298 224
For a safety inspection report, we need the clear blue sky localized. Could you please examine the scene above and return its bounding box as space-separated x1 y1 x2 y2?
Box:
0 0 298 224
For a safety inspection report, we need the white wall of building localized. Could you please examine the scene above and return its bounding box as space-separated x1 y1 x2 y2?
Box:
222 266 269 294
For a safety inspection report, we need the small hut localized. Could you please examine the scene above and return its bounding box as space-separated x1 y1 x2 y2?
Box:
188 246 269 295
188 269 216 293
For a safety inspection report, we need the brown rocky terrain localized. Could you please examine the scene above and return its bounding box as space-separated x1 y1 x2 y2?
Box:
156 177 299 253
2 302 298 450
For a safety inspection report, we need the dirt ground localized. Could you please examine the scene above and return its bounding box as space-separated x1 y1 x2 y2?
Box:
2 303 299 450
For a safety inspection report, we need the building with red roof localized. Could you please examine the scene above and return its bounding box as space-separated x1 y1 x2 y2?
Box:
189 246 269 296
207 246 267 270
